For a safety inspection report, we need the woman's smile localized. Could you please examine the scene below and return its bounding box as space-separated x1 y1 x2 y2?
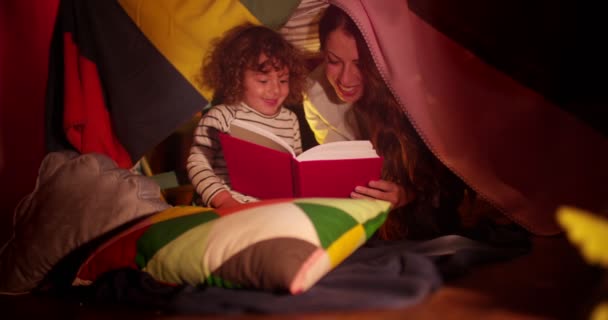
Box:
324 28 363 103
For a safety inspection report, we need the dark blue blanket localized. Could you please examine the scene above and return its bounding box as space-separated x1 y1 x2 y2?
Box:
63 232 528 315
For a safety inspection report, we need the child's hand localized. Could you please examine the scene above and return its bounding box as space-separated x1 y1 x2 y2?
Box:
351 180 410 209
211 191 241 209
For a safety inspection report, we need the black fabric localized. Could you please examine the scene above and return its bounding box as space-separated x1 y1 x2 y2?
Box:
44 4 72 154
66 235 527 315
286 103 319 151
45 0 206 162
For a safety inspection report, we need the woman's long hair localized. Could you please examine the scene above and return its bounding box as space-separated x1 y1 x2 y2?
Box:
320 6 465 240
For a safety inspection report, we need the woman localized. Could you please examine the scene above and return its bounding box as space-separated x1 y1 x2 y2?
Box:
304 5 468 240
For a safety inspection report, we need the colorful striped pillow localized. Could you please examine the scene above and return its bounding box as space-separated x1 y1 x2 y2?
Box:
74 198 390 294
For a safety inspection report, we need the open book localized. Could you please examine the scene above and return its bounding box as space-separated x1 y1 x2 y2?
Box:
219 119 383 199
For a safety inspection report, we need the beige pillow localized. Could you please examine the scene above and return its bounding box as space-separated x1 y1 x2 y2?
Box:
74 198 390 294
0 151 170 294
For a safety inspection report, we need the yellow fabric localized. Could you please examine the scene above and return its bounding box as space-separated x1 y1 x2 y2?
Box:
592 303 608 320
118 0 262 100
557 206 608 268
326 224 365 267
557 206 608 320
149 206 212 224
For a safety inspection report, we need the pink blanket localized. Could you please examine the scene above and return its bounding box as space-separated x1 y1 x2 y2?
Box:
333 0 607 235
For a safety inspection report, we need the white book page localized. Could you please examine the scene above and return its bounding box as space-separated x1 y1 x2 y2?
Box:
296 140 379 161
229 119 296 157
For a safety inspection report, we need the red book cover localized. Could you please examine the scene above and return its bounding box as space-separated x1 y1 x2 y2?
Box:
294 157 383 198
219 133 295 199
219 120 383 199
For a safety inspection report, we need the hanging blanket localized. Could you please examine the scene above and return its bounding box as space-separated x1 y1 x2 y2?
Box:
333 0 607 235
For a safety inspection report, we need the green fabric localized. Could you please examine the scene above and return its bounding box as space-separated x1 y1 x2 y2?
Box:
206 274 241 289
363 211 389 239
136 210 220 268
240 0 301 29
296 203 358 249
150 171 180 189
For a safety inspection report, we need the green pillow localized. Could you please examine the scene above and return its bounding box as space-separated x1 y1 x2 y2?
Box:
74 198 389 294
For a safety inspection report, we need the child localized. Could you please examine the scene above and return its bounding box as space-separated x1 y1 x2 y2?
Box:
187 23 308 209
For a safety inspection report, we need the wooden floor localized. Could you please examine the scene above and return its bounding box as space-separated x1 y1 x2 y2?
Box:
2 236 601 320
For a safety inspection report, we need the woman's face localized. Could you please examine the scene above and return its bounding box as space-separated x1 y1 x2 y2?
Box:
324 28 363 103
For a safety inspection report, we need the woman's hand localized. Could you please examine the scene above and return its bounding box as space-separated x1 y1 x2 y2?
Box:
351 180 410 209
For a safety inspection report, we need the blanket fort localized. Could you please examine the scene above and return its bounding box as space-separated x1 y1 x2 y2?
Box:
45 0 607 236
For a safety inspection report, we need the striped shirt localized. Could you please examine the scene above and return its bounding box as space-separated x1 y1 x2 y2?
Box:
187 103 302 206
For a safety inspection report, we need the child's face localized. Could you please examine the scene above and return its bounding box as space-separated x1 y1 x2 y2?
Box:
242 54 290 116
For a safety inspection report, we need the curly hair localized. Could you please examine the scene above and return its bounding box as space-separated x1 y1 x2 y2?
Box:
198 23 308 106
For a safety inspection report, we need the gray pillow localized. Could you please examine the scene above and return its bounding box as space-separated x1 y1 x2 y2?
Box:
0 151 170 294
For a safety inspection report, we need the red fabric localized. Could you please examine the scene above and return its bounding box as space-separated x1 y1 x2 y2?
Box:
53 0 208 165
76 225 149 282
62 33 133 169
0 0 59 238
